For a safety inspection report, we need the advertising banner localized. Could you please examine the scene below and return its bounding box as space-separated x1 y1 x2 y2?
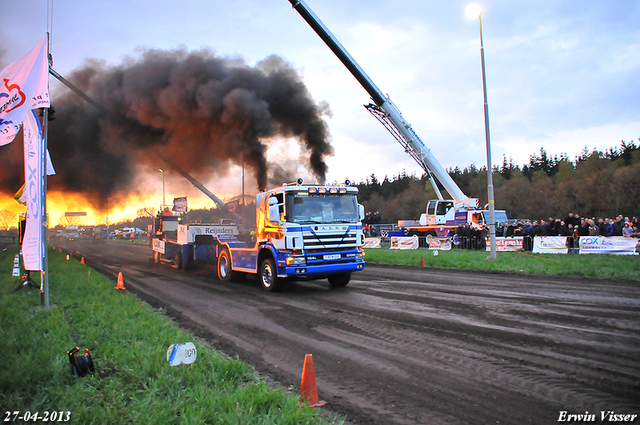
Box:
22 110 44 271
172 196 187 212
428 237 451 251
488 237 524 252
532 236 568 254
390 236 419 250
579 236 638 255
363 238 380 249
0 37 50 145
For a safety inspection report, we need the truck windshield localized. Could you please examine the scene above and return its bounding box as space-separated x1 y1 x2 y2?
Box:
286 193 359 224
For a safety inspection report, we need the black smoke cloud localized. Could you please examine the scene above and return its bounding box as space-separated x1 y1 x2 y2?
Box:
0 47 334 208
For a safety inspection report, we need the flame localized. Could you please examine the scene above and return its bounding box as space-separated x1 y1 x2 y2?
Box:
0 186 244 229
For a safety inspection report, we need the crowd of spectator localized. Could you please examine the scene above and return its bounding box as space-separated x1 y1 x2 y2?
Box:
451 213 640 251
494 214 640 238
366 211 639 251
363 211 381 236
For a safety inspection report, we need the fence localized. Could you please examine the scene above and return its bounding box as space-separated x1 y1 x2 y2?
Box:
365 233 640 255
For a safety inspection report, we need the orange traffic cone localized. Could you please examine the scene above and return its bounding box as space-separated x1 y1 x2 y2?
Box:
420 255 425 267
115 272 126 290
299 354 326 407
81 257 85 264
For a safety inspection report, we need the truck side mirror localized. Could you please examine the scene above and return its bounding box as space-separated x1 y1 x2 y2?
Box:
268 197 280 222
359 204 365 221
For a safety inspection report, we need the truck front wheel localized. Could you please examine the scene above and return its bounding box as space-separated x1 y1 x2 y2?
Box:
217 248 232 281
260 257 281 292
328 273 351 288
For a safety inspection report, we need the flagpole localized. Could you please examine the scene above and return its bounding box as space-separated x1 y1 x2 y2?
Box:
42 32 51 310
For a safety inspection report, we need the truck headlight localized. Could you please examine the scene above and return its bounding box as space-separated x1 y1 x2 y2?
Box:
286 256 306 265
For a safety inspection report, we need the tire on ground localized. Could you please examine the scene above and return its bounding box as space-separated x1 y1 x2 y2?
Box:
328 273 351 288
217 248 232 281
260 257 282 292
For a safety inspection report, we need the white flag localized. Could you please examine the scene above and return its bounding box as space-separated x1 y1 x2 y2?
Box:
22 109 45 271
0 37 50 146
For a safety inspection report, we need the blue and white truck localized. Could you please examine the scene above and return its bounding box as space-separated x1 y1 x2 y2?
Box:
152 179 366 291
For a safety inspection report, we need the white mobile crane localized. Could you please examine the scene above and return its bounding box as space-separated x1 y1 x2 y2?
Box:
287 0 507 239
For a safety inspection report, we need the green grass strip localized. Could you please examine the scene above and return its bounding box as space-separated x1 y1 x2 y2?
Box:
0 247 340 424
364 247 640 281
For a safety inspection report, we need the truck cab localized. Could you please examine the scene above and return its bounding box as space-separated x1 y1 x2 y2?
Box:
420 200 455 225
219 180 366 292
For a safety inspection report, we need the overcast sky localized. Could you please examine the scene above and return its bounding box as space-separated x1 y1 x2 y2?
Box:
2 0 639 189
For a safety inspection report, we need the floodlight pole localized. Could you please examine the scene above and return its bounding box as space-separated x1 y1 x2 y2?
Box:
468 6 497 260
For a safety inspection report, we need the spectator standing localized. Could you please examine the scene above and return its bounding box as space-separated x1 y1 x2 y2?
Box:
373 211 381 237
564 213 575 227
602 218 614 236
622 222 633 237
540 219 551 236
530 220 540 237
612 216 624 236
579 218 590 236
558 221 569 237
588 219 599 236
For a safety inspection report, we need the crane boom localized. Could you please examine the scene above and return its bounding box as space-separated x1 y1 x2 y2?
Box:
156 153 242 221
288 0 478 208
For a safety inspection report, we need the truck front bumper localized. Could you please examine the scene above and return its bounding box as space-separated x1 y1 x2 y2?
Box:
279 260 365 278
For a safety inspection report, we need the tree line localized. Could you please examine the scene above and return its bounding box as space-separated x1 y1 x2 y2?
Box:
1 140 638 233
356 139 640 225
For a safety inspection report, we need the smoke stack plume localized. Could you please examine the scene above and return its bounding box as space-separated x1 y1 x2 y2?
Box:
0 47 334 208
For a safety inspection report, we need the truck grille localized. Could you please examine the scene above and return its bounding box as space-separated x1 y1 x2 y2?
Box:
303 232 357 253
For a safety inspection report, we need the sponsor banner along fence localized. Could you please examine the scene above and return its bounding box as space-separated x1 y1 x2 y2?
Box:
533 236 568 254
578 236 638 255
390 236 419 250
487 237 524 252
427 236 451 251
368 235 638 255
363 238 381 249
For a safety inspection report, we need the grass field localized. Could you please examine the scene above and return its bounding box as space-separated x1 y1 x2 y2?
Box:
0 246 339 425
363 247 640 281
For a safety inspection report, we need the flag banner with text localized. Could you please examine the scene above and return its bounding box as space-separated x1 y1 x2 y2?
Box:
0 37 50 146
579 236 638 255
22 110 44 271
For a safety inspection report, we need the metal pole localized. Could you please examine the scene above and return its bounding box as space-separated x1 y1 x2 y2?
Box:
159 168 165 208
43 32 51 309
478 14 497 260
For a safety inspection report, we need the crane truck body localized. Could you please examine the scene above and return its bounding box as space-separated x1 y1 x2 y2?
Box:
287 0 507 240
152 180 366 291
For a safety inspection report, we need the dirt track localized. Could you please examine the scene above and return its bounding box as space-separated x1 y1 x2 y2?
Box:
56 240 640 424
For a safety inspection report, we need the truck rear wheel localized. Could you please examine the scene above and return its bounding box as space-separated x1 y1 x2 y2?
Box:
260 257 281 292
328 273 351 288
